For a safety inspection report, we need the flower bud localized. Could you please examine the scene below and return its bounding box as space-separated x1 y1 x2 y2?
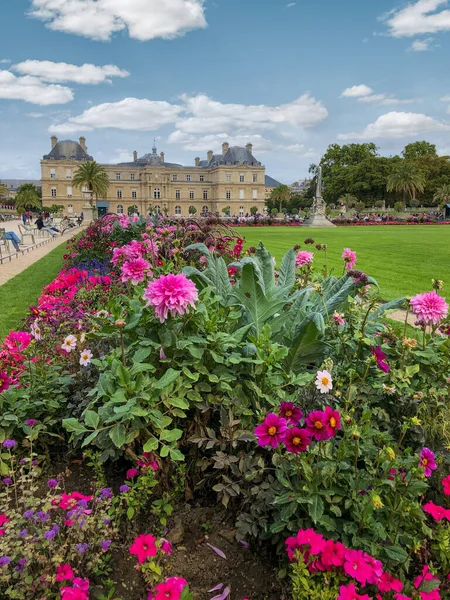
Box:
115 319 126 329
372 495 384 510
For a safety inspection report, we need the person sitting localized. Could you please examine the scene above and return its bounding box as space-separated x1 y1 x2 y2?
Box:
2 231 23 252
35 215 59 237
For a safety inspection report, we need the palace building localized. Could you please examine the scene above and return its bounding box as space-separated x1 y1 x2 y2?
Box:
40 137 269 218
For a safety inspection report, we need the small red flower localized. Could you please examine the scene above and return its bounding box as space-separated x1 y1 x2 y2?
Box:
284 428 310 454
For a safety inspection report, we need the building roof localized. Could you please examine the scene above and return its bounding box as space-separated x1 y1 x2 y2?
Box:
0 179 41 190
43 140 93 162
265 175 282 188
117 143 183 168
209 146 261 167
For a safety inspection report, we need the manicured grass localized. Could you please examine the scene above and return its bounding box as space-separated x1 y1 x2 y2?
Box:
0 244 67 340
238 226 450 300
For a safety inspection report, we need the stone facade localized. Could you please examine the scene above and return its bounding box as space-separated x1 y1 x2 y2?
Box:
41 138 267 218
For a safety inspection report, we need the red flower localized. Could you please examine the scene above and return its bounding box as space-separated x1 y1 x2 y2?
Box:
337 583 371 600
296 529 325 555
58 492 92 510
254 413 287 448
129 534 157 564
284 428 310 454
0 514 9 527
56 564 74 582
321 540 346 568
442 475 450 495
305 410 329 441
378 572 403 593
344 549 373 587
278 401 303 425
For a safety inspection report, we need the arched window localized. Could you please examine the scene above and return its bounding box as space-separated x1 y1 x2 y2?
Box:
175 205 181 215
239 206 244 216
154 188 160 199
202 205 209 214
116 204 124 214
67 204 73 214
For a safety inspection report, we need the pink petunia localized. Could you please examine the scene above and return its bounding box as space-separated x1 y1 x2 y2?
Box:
442 475 450 495
344 549 374 587
410 291 448 326
254 414 287 448
296 529 325 555
143 273 198 323
419 448 437 478
129 534 157 564
321 540 346 569
284 428 310 454
0 372 10 393
342 248 357 270
56 564 74 582
151 576 188 600
305 410 329 441
378 572 403 593
423 501 450 522
278 401 303 425
414 565 441 600
337 583 370 600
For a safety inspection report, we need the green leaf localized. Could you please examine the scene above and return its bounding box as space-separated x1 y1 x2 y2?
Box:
81 430 100 448
127 506 135 520
63 418 88 435
116 364 131 387
160 444 170 458
169 448 185 461
384 545 408 563
143 437 158 452
84 410 100 429
278 248 297 290
154 369 181 390
109 424 126 448
309 495 324 524
167 397 189 410
419 579 440 593
160 428 183 442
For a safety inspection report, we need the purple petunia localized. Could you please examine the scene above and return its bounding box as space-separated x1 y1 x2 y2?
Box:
47 479 58 489
23 510 34 519
103 519 111 525
120 484 130 493
2 440 16 449
35 511 50 522
2 478 12 485
18 529 28 537
76 543 88 554
44 529 57 540
99 488 113 500
0 557 11 567
100 540 111 552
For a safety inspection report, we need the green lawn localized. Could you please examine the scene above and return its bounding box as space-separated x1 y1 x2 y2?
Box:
0 243 67 340
238 225 450 300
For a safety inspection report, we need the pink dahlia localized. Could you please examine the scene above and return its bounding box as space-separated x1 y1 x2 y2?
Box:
296 251 314 267
342 248 357 270
284 428 310 454
344 549 373 587
278 401 303 425
410 291 448 326
0 372 10 393
121 258 151 285
254 413 287 448
323 406 341 438
305 410 329 441
371 346 390 373
143 273 198 323
442 474 450 495
419 447 437 478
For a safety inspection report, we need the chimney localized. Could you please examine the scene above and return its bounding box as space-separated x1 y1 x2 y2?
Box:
133 151 138 162
246 143 253 154
222 142 229 156
207 150 213 162
160 152 165 162
195 157 200 167
51 136 58 149
79 137 87 152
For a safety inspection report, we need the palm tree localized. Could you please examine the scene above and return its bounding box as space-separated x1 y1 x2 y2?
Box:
339 193 358 210
72 161 110 206
387 162 426 209
433 184 450 207
14 189 42 212
269 184 291 213
0 184 9 198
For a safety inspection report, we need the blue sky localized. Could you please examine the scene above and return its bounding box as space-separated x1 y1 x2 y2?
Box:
1 0 450 183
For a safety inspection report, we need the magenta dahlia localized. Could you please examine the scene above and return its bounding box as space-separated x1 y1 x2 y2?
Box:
143 273 198 323
410 291 448 326
254 413 287 448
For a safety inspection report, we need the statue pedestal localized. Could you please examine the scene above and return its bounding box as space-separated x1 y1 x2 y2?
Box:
81 203 96 223
303 214 336 228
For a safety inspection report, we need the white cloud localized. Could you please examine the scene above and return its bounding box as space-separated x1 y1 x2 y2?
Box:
13 60 129 84
0 59 11 65
49 97 183 134
341 84 373 98
440 95 450 101
29 0 207 42
176 93 328 134
26 112 45 117
382 0 450 37
167 131 273 152
0 70 73 105
338 111 450 140
286 3 296 7
278 143 317 157
409 37 434 50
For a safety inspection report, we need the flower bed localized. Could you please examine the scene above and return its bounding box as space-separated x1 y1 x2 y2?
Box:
0 216 450 599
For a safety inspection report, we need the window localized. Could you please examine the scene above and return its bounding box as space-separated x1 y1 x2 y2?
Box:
132 189 137 199
189 191 194 200
116 172 121 180
130 173 135 181
253 174 258 183
66 186 72 198
50 168 56 179
240 189 245 200
200 175 204 182
253 189 258 199
175 205 181 215
67 204 73 214
66 168 72 179
154 188 161 199
117 189 122 199
116 205 124 214
175 189 181 200
186 175 191 182
202 206 209 214
226 190 231 200
240 173 245 183
239 206 244 216
51 188 56 197
173 174 178 182
226 173 231 182
155 205 161 213
203 190 208 200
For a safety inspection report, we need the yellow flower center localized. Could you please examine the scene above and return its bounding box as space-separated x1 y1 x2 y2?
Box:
268 426 277 436
321 377 329 386
330 417 336 428
422 458 428 466
285 410 292 417
292 437 301 446
314 421 323 430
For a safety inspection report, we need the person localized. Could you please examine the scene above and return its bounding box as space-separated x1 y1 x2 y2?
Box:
35 215 59 237
1 231 22 252
21 211 27 226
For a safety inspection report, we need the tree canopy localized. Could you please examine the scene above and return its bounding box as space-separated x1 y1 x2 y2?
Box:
72 161 110 202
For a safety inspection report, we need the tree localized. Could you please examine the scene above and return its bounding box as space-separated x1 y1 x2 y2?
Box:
72 161 109 205
188 205 197 215
269 184 291 213
14 189 42 212
387 162 426 208
339 193 358 209
433 184 450 207
402 141 437 160
270 207 278 216
17 183 42 199
250 206 258 215
0 184 9 198
222 206 231 216
394 201 403 213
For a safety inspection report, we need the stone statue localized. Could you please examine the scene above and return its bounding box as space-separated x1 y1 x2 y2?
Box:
304 162 336 228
